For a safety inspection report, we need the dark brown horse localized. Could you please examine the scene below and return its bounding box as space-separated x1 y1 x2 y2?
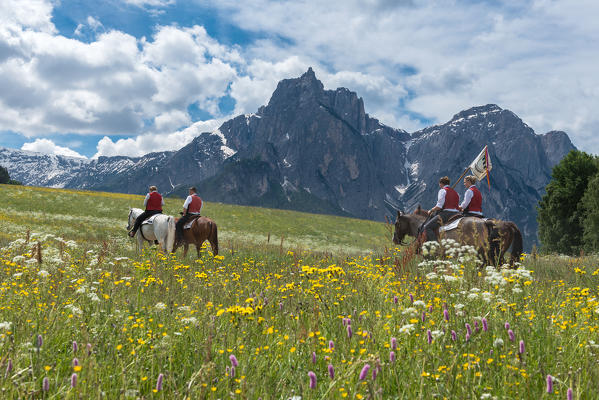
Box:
393 208 494 265
393 207 523 267
173 216 219 257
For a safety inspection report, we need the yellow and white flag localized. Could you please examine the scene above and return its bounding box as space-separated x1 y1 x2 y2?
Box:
469 145 492 187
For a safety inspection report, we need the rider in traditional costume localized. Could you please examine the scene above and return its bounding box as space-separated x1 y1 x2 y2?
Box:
175 186 203 244
129 185 163 237
459 175 484 217
422 176 460 242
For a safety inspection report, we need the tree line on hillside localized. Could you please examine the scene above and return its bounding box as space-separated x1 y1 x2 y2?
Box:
0 166 21 185
537 150 599 255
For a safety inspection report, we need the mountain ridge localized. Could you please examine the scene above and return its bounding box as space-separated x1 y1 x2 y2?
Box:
0 69 575 246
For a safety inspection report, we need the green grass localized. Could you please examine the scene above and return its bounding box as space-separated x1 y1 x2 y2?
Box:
0 184 391 256
0 184 598 399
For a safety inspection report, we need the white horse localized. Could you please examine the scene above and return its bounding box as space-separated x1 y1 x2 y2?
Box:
126 208 176 253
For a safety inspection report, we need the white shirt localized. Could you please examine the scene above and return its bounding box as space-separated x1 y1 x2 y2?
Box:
435 185 459 212
143 192 164 208
183 194 202 214
460 186 482 215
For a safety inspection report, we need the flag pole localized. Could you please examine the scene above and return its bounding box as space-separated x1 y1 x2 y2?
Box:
451 167 469 189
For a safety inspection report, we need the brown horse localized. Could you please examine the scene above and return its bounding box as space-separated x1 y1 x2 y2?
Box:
173 216 219 257
393 208 494 266
487 220 523 266
393 207 524 267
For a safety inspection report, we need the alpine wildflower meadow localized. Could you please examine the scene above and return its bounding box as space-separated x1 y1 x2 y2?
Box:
0 184 598 399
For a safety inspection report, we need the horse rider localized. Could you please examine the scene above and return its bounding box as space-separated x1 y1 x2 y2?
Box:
422 176 461 242
128 185 163 237
175 186 203 244
459 175 484 218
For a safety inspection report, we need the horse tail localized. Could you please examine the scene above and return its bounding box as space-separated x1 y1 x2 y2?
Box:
166 216 176 253
507 222 523 265
210 220 219 256
485 220 500 266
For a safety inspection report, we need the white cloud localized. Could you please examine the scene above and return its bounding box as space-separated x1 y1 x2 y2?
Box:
93 118 225 158
154 109 191 132
204 0 599 152
124 0 175 8
1 0 599 157
22 138 87 158
0 0 56 33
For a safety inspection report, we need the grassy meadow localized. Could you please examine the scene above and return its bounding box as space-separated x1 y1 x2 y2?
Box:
0 184 598 399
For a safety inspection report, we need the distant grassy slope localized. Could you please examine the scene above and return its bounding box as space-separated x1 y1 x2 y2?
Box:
0 184 391 255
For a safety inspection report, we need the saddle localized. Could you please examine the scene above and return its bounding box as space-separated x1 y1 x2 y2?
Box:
140 214 161 225
183 215 201 230
440 217 462 232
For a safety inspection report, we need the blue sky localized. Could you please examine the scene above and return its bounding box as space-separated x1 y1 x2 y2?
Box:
1 0 598 158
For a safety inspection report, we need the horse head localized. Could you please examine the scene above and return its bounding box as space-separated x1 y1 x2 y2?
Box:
393 210 411 245
414 204 429 217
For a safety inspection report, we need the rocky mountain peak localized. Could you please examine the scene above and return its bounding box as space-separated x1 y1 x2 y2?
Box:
266 67 324 110
451 104 503 121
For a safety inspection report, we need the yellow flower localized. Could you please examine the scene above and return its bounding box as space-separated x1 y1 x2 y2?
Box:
44 365 52 371
73 365 82 372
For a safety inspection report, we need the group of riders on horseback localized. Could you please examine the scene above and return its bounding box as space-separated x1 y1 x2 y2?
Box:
127 185 218 257
422 175 483 242
394 174 523 266
126 174 519 265
128 185 202 246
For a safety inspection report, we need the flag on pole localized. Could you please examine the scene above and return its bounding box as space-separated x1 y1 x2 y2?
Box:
469 145 492 189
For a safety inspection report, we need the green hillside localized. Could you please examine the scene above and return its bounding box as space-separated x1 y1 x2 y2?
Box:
0 184 391 255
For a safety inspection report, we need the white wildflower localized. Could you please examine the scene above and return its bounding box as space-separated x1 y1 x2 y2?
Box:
443 275 460 282
0 322 12 330
431 330 443 339
65 304 82 315
413 300 426 308
181 317 199 326
493 338 504 348
12 255 25 264
155 302 167 311
177 305 191 312
481 292 493 302
87 293 101 302
37 270 50 278
402 307 417 317
425 272 438 280
467 293 478 300
399 324 415 334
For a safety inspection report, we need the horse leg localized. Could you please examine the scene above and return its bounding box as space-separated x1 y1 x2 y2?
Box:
136 232 144 254
183 244 189 258
209 238 218 256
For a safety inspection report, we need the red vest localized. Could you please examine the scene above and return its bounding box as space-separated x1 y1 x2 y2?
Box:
187 195 202 214
442 186 459 210
146 191 162 211
465 186 482 212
